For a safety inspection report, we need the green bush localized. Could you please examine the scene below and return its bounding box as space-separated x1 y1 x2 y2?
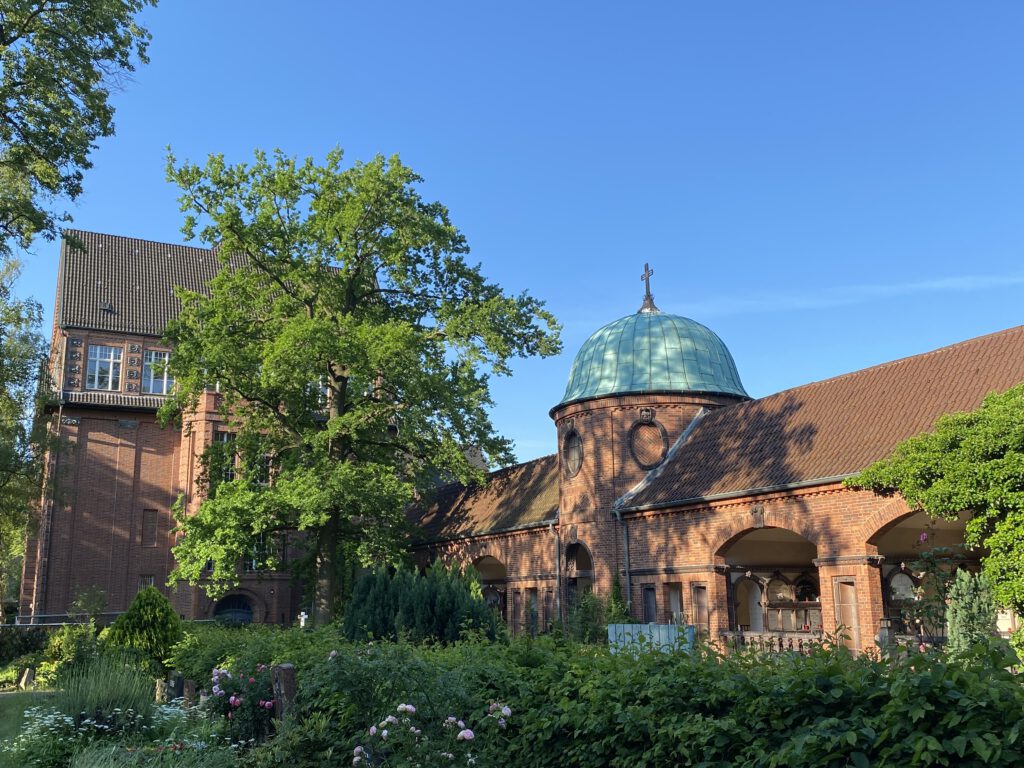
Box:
105 588 183 673
167 623 342 688
36 622 101 686
0 626 49 665
244 632 1024 768
946 569 1000 658
52 651 155 725
342 563 499 644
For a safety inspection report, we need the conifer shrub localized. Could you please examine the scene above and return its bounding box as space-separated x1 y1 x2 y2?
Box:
342 563 499 643
105 587 183 673
946 568 1000 658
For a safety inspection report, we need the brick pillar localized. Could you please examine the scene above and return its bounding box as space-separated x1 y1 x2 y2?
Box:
815 556 885 653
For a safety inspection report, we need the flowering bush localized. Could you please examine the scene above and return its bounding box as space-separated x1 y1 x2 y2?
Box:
205 665 275 745
352 701 512 767
1 705 149 768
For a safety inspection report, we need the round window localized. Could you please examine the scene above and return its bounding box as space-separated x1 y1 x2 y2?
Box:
629 421 668 469
563 429 583 477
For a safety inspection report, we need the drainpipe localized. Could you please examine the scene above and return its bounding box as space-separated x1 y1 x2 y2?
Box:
614 508 632 614
550 522 561 623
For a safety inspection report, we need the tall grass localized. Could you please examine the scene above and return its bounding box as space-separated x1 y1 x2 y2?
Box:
52 651 154 723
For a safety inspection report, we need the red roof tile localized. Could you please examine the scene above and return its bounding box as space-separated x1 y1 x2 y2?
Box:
620 325 1024 510
410 454 559 540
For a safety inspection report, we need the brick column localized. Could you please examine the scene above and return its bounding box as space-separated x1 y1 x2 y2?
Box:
814 556 885 653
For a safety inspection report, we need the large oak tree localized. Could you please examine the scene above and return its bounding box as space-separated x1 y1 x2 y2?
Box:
162 148 561 621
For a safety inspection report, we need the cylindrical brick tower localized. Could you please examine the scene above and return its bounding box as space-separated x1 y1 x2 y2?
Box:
549 279 750 616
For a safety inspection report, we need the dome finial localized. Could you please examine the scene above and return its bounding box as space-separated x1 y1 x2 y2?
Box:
639 262 660 313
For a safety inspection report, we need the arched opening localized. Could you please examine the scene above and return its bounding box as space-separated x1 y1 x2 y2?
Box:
734 577 764 632
564 542 595 610
870 510 972 643
214 594 253 624
472 555 508 622
718 527 820 637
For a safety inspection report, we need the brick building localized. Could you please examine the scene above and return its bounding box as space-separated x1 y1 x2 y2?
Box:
19 231 302 625
19 231 1024 649
412 282 1024 650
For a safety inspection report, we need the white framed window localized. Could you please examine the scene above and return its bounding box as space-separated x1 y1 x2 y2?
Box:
86 345 123 391
142 350 174 394
138 575 155 593
214 431 236 482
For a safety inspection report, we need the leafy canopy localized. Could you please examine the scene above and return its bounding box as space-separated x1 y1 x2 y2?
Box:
161 148 560 616
0 259 46 604
848 384 1024 611
0 0 155 258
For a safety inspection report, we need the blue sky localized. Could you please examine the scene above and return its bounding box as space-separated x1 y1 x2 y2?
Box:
15 2 1024 462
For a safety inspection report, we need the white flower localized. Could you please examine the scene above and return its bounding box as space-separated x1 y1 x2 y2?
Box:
501 705 512 717
456 729 474 741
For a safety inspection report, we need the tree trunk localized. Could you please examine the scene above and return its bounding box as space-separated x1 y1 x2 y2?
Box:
314 512 339 624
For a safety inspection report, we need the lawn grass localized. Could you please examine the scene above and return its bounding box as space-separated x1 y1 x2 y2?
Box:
0 690 42 742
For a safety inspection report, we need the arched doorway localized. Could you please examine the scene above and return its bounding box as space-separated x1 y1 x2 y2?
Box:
472 555 508 622
214 594 253 624
870 510 972 644
564 542 595 610
718 527 821 640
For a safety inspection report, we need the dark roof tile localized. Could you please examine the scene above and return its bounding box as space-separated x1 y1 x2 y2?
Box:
58 230 221 337
410 455 559 541
621 325 1024 509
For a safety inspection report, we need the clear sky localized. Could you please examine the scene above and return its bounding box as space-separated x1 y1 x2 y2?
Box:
14 1 1024 463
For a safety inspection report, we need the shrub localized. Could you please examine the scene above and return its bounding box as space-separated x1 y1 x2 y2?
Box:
565 591 606 643
946 569 999 657
105 587 183 673
36 622 101 686
52 651 155 726
204 664 275 745
245 632 1024 768
0 625 49 665
342 563 498 644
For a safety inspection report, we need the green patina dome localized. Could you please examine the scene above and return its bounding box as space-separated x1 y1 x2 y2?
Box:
558 310 749 406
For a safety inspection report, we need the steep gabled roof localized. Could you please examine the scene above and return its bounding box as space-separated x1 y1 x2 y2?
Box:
410 454 559 541
620 325 1024 511
57 230 221 337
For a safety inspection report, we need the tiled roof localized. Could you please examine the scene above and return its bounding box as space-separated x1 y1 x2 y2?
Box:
57 230 222 337
410 454 559 541
62 390 169 411
620 325 1024 510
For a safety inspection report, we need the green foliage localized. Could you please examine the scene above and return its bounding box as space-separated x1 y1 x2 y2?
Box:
205 665 275 745
70 742 239 768
36 623 101 686
105 587 183 673
946 569 999 658
0 0 155 257
237 631 1024 768
565 591 606 643
342 563 499 643
0 261 47 604
606 573 630 625
848 384 1024 613
51 651 154 725
166 622 344 688
0 625 48 665
160 148 561 619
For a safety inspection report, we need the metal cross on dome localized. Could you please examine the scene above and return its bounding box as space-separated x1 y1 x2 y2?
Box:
639 262 659 313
